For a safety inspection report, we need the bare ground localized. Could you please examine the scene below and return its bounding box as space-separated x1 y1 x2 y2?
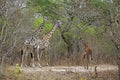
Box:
1 64 118 80
19 64 118 80
21 64 117 73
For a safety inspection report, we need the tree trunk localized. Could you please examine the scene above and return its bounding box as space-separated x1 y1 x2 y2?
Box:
118 64 120 80
116 50 120 80
60 32 73 57
67 45 73 57
118 56 120 80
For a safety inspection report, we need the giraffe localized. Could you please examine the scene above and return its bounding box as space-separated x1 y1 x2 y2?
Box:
21 20 61 68
21 42 36 67
36 20 61 67
21 19 46 68
80 38 93 69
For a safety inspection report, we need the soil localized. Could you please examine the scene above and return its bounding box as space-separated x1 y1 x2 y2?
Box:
19 64 118 80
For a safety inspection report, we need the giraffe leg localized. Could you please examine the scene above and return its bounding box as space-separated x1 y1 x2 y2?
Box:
90 54 93 70
21 49 25 68
83 54 86 69
83 53 87 69
86 55 89 70
90 53 93 60
84 55 88 70
83 57 86 69
25 52 29 67
31 52 35 68
37 49 42 68
45 48 49 66
82 52 86 69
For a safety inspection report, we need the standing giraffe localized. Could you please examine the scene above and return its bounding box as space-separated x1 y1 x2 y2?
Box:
21 19 46 67
21 42 36 67
36 20 61 67
21 20 61 67
80 38 93 69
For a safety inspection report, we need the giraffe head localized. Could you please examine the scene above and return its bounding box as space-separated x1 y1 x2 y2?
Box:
57 20 62 27
53 20 62 29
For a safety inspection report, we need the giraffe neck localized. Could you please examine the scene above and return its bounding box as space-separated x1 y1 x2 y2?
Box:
25 21 45 46
33 22 45 36
82 40 88 49
42 23 58 41
41 23 58 47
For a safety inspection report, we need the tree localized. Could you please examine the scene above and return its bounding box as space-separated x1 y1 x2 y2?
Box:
90 0 120 79
0 0 28 74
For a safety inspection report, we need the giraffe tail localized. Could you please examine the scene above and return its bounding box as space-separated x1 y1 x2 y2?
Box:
21 49 23 56
20 49 23 63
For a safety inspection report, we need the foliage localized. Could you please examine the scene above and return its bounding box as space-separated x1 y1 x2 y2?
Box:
33 16 43 28
44 22 53 33
0 0 119 72
92 0 114 16
0 17 5 27
85 26 97 35
93 0 106 9
27 0 61 19
13 64 22 75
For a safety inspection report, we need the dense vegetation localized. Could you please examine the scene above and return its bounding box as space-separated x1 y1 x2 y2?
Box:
0 0 120 79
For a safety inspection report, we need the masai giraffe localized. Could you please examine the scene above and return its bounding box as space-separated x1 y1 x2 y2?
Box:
21 20 45 67
36 20 61 67
81 38 93 69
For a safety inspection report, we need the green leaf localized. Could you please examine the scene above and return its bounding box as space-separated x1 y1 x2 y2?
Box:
33 16 43 28
27 0 61 19
93 0 105 9
85 26 97 35
44 22 53 33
